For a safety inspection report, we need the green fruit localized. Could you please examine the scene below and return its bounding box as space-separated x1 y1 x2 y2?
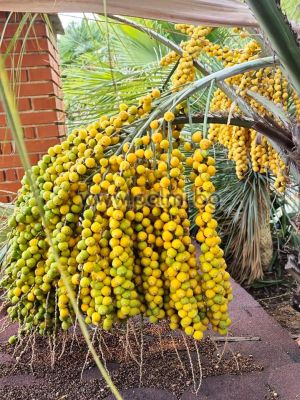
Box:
8 335 17 345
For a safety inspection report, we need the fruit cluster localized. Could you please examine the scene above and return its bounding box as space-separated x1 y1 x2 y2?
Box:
1 92 232 340
160 23 290 191
5 20 294 341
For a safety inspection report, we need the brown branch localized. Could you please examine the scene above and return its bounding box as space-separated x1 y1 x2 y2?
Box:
175 112 254 128
175 112 294 152
253 121 294 152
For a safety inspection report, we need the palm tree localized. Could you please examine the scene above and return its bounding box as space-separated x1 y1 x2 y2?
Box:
0 3 300 396
57 13 299 285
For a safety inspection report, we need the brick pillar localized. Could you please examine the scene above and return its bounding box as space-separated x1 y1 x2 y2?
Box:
0 12 66 202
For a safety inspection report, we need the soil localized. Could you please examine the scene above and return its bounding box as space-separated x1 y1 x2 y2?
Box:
0 272 298 400
248 271 300 336
0 320 264 400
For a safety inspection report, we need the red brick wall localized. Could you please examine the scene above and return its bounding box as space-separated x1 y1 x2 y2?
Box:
0 12 66 202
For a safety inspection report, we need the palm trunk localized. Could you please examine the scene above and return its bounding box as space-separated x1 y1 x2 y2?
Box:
259 216 273 272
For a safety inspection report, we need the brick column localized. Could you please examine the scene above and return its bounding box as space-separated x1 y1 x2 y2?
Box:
0 12 66 202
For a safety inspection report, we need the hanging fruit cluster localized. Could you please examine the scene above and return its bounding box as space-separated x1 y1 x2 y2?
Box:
1 83 232 340
160 23 291 191
161 24 212 90
3 20 294 341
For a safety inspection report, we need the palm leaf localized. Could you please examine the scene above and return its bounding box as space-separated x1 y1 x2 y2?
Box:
246 0 300 96
58 19 103 64
281 0 300 22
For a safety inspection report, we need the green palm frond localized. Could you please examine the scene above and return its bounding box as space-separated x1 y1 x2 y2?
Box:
215 165 272 283
211 148 299 283
246 0 300 96
60 16 177 129
107 22 166 66
63 64 169 128
58 19 103 64
281 0 300 22
0 202 14 248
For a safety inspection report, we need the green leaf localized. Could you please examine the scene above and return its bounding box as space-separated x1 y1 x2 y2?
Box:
281 0 300 22
246 0 300 96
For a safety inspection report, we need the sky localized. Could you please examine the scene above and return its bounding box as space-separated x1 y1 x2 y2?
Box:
59 13 96 28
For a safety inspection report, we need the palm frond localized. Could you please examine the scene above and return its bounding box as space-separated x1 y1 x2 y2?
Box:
246 0 300 96
281 0 300 22
58 19 103 64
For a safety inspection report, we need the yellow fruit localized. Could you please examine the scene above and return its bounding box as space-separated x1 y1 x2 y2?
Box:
127 153 137 163
192 131 202 143
150 120 159 129
160 139 169 149
151 88 161 98
90 184 101 195
85 157 96 168
152 132 163 143
164 111 175 122
184 142 192 151
199 139 212 150
77 164 87 175
136 165 146 175
193 330 204 341
160 177 170 188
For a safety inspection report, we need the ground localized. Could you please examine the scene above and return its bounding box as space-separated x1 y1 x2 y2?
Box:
249 271 300 337
0 281 300 400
